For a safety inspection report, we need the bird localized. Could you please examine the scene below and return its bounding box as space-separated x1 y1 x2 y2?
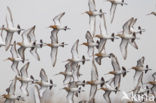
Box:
87 58 99 103
83 0 106 36
44 30 67 67
99 82 118 103
15 62 34 96
82 31 98 57
131 56 151 80
55 71 73 84
129 72 144 95
17 25 41 62
147 12 156 16
116 17 139 60
0 7 23 51
146 72 156 97
107 0 127 23
95 24 117 65
49 12 70 31
67 39 89 66
2 78 24 103
108 53 125 90
63 87 81 103
34 68 55 97
129 17 145 35
5 41 24 75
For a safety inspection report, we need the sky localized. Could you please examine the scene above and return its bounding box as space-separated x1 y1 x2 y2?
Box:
0 0 156 102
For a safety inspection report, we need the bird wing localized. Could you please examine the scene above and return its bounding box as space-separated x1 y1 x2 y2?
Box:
20 62 30 78
5 32 13 51
7 7 14 27
53 12 65 25
18 46 26 62
65 62 72 73
71 39 79 59
103 91 111 103
152 72 156 81
67 91 74 103
86 31 94 43
123 17 133 34
28 26 36 43
90 16 96 36
129 41 138 49
114 75 121 89
137 56 145 67
10 41 18 58
91 60 98 81
111 54 121 72
30 47 40 61
110 3 117 23
50 29 59 43
120 39 128 60
21 82 29 96
130 18 137 30
50 47 58 67
40 68 48 82
135 72 143 89
11 61 20 76
8 78 16 95
89 85 97 100
88 0 96 11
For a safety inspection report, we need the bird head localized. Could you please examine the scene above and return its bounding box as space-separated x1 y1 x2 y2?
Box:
17 42 23 46
49 25 57 29
81 42 89 46
95 53 102 57
95 34 103 38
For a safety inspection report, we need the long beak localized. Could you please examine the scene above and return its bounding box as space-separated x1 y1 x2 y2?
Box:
81 12 86 15
3 58 8 62
146 13 151 16
104 73 109 75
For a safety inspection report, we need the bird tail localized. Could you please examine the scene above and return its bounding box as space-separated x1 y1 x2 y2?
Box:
61 42 65 47
82 55 86 65
95 56 102 65
131 33 136 42
111 33 115 42
30 75 35 83
99 9 103 18
96 40 100 49
82 80 85 87
17 25 22 34
40 39 43 48
78 87 81 93
122 66 127 77
145 65 152 73
100 77 105 87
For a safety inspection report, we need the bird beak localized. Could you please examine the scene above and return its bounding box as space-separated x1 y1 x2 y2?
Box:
146 13 151 16
3 58 8 62
81 12 86 15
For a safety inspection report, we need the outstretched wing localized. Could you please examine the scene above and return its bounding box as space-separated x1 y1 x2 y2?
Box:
40 68 48 82
53 12 65 25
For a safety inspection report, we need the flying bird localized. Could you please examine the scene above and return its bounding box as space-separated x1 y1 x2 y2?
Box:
1 7 23 51
83 0 106 36
131 56 151 79
35 68 55 97
2 78 24 103
16 62 34 96
17 26 41 62
107 0 127 23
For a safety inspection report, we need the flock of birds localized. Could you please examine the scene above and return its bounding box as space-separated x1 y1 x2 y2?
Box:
0 0 156 103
